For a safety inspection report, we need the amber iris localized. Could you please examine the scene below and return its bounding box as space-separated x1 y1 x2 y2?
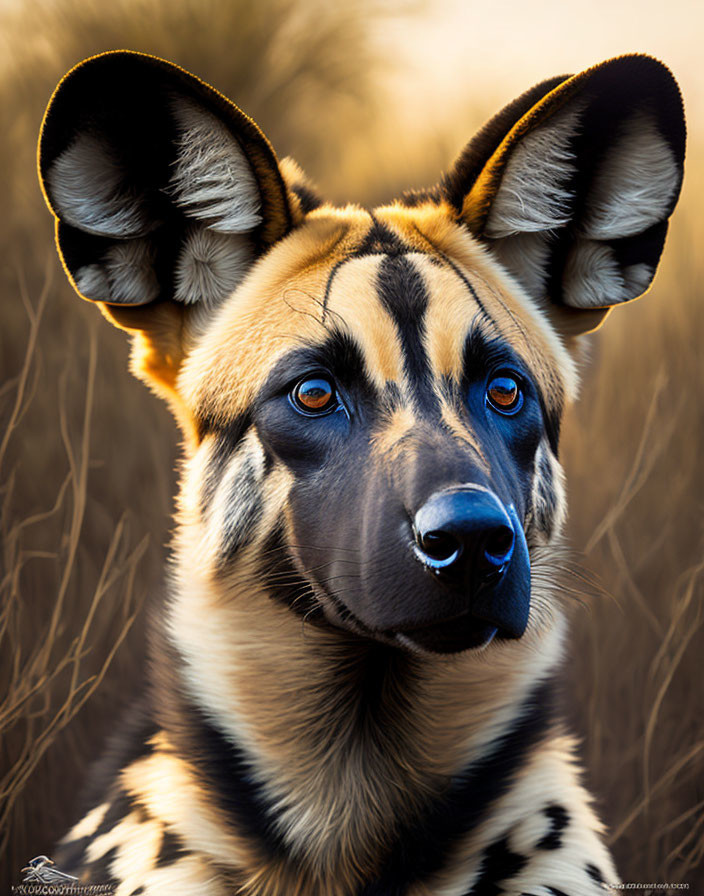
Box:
292 377 336 413
487 375 520 412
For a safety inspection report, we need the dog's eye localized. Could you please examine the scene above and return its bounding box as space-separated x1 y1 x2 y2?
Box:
290 376 338 415
486 373 523 414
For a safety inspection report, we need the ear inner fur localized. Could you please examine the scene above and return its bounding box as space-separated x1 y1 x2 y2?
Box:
444 54 685 317
38 50 295 325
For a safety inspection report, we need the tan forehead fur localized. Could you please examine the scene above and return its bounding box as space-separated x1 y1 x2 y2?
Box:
324 254 407 388
377 204 579 400
180 210 361 422
180 202 578 431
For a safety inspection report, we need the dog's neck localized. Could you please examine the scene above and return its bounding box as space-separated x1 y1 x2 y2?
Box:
151 549 565 890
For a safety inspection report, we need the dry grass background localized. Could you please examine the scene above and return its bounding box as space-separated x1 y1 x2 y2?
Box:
0 0 701 891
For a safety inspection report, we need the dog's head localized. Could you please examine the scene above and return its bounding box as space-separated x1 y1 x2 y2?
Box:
39 52 685 655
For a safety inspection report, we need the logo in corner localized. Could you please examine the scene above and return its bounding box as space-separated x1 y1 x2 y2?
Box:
12 856 115 895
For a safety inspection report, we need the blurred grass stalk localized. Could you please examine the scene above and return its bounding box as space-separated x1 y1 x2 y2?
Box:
0 261 148 859
563 159 704 883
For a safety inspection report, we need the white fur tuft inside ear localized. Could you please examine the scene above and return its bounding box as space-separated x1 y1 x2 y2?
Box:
47 133 149 238
563 239 626 308
174 227 254 308
584 114 679 240
622 262 653 296
75 264 110 300
489 232 552 300
170 98 263 234
103 240 159 303
485 105 583 239
74 240 159 304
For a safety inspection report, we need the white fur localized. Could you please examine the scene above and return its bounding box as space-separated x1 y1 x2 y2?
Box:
563 239 626 308
435 734 618 895
47 133 148 237
488 231 552 300
623 262 653 297
104 813 163 892
129 857 228 896
62 801 110 843
86 810 143 864
75 241 159 304
585 113 679 239
104 239 160 303
122 741 248 875
508 808 554 856
174 227 254 308
485 106 582 239
180 431 268 564
531 439 567 542
216 445 265 554
170 97 262 234
75 263 110 300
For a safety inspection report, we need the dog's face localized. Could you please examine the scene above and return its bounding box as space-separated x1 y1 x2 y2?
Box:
39 52 685 656
179 208 571 654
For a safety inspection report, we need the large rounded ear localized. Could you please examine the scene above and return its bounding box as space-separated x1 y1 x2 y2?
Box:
38 50 296 410
444 55 686 334
40 50 292 312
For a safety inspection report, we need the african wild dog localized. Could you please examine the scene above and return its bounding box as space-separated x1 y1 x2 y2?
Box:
38 51 685 895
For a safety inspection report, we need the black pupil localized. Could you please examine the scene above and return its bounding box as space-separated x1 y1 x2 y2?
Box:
297 378 333 410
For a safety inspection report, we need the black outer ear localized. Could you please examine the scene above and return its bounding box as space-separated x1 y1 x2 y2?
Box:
443 73 571 214
443 55 686 317
38 50 293 309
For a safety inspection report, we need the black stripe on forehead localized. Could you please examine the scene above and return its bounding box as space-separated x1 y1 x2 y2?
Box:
321 218 408 322
376 254 432 397
355 216 408 257
321 257 347 323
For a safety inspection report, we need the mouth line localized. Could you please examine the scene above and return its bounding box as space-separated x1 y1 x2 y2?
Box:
394 603 502 642
306 538 530 653
321 588 501 656
395 619 499 654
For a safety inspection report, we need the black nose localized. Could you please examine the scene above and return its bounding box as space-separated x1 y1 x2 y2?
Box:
413 487 515 583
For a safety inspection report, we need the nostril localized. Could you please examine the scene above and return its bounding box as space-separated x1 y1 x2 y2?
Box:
483 525 515 568
414 529 462 569
420 530 462 562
